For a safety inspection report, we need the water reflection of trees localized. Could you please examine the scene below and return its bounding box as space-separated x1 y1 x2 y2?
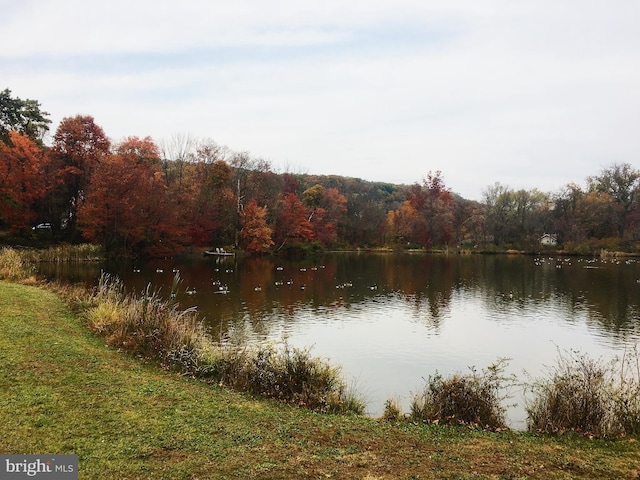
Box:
476 255 640 340
558 259 640 339
393 255 457 331
69 253 640 343
200 253 464 335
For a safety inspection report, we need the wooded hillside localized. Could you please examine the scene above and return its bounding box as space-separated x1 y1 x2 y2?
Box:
1 90 639 256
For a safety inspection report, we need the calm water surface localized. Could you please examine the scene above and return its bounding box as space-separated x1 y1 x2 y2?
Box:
41 253 640 428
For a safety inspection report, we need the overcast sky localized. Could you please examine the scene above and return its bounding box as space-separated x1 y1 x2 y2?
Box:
3 1 639 200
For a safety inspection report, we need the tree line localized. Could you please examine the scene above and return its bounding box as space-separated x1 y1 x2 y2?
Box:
1 88 639 256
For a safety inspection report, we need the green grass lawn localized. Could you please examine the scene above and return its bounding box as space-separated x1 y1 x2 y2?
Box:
1 281 639 479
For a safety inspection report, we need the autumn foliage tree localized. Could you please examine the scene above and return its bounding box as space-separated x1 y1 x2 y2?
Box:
50 115 110 238
274 193 314 249
0 132 48 231
240 199 274 254
407 171 454 247
197 160 236 246
386 201 418 245
78 137 180 256
302 185 347 246
387 171 454 248
588 163 640 239
78 152 141 252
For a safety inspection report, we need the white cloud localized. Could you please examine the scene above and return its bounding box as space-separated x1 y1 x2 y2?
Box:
2 1 640 199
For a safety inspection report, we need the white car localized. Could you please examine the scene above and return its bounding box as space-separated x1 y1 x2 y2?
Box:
32 223 52 230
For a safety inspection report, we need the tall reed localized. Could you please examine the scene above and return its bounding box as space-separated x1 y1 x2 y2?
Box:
0 247 36 282
0 245 103 282
22 244 104 263
86 272 205 362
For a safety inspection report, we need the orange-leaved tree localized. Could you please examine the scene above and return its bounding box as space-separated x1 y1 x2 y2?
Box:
240 198 274 254
0 132 48 231
386 201 419 245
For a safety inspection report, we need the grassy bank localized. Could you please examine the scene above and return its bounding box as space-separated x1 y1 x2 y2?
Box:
2 281 640 479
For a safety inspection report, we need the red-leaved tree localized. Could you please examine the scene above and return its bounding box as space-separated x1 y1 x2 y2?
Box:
50 115 110 238
79 137 182 256
274 193 313 249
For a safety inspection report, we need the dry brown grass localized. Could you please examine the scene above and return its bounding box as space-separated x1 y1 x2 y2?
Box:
0 247 37 282
410 359 515 430
526 348 640 438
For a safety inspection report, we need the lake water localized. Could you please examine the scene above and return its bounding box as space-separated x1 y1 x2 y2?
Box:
40 252 640 428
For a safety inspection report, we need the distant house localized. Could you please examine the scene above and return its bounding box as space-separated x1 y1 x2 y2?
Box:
540 233 558 247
